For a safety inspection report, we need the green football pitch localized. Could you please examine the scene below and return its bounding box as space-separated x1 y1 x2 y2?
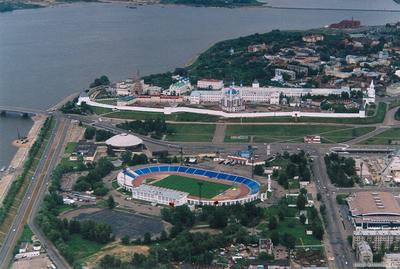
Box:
152 174 232 199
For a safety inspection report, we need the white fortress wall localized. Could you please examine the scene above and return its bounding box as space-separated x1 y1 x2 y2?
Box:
78 96 365 119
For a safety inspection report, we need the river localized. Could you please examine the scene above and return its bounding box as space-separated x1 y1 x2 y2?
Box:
0 0 399 167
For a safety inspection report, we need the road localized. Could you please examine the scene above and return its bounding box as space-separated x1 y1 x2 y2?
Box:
0 114 71 269
0 99 397 268
312 151 354 269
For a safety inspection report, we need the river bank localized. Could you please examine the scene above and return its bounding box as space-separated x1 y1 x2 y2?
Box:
0 115 46 204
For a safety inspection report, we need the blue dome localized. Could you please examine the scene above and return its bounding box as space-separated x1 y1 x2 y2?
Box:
225 88 239 95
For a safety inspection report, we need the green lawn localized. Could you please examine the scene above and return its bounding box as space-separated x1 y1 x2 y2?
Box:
227 102 387 124
321 127 375 143
65 234 105 263
106 110 165 120
95 98 118 105
90 106 113 115
166 124 215 142
64 142 78 154
153 175 231 199
60 157 80 169
360 128 400 145
276 218 321 246
225 125 351 143
264 206 321 246
225 125 374 143
90 105 219 122
19 225 33 243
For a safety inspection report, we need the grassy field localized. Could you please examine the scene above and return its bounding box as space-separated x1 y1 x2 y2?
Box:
90 106 219 122
321 127 375 143
153 175 231 199
263 206 321 246
65 234 106 263
19 225 33 243
95 98 118 105
360 128 400 145
166 124 215 142
64 142 77 154
227 102 387 124
225 125 373 143
89 102 387 125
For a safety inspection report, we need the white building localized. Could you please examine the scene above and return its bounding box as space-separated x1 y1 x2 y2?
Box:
166 79 192 96
383 253 400 268
189 84 280 105
302 34 324 43
189 83 348 105
131 184 188 206
275 68 296 80
220 88 245 112
363 80 376 104
346 55 368 64
356 241 373 264
353 229 400 250
116 81 132 96
197 79 224 90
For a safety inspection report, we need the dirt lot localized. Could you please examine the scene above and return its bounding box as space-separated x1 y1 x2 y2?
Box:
12 255 53 269
60 171 88 192
85 242 149 268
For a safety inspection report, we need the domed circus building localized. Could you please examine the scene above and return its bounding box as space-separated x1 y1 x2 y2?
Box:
105 133 144 152
117 165 261 206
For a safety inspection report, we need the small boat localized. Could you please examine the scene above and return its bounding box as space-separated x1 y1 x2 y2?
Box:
126 5 137 9
0 166 7 172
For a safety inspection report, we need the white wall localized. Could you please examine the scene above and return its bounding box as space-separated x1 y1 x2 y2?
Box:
79 97 365 119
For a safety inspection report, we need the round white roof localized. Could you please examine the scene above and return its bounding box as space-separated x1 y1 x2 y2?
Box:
105 133 143 148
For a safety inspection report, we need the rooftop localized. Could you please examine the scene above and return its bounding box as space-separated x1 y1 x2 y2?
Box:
105 133 143 148
347 191 400 217
134 184 188 200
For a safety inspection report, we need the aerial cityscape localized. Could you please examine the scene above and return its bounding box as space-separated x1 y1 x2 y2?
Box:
2 1 400 269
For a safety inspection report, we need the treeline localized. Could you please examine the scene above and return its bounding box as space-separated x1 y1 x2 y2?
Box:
120 151 148 166
90 75 110 88
60 98 93 115
101 204 263 268
143 30 303 88
324 153 358 187
117 119 173 139
84 126 114 141
396 107 400 121
266 196 324 249
271 151 311 189
0 117 53 225
37 160 113 267
73 157 114 196
0 2 42 13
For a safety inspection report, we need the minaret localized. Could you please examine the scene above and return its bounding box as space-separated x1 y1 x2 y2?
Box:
368 80 375 103
267 174 272 192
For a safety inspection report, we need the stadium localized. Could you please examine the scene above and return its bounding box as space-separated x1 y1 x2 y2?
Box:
116 165 261 206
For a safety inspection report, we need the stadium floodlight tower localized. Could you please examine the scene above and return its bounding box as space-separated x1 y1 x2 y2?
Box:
197 182 203 206
180 147 183 165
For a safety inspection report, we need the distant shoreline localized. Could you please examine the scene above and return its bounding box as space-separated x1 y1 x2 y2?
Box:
265 5 400 13
3 0 400 13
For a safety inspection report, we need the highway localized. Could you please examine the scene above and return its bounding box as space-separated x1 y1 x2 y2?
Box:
312 151 354 269
0 114 71 269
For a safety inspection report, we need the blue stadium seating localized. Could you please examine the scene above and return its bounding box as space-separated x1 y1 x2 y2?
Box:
149 167 159 173
124 165 260 195
178 166 188 173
